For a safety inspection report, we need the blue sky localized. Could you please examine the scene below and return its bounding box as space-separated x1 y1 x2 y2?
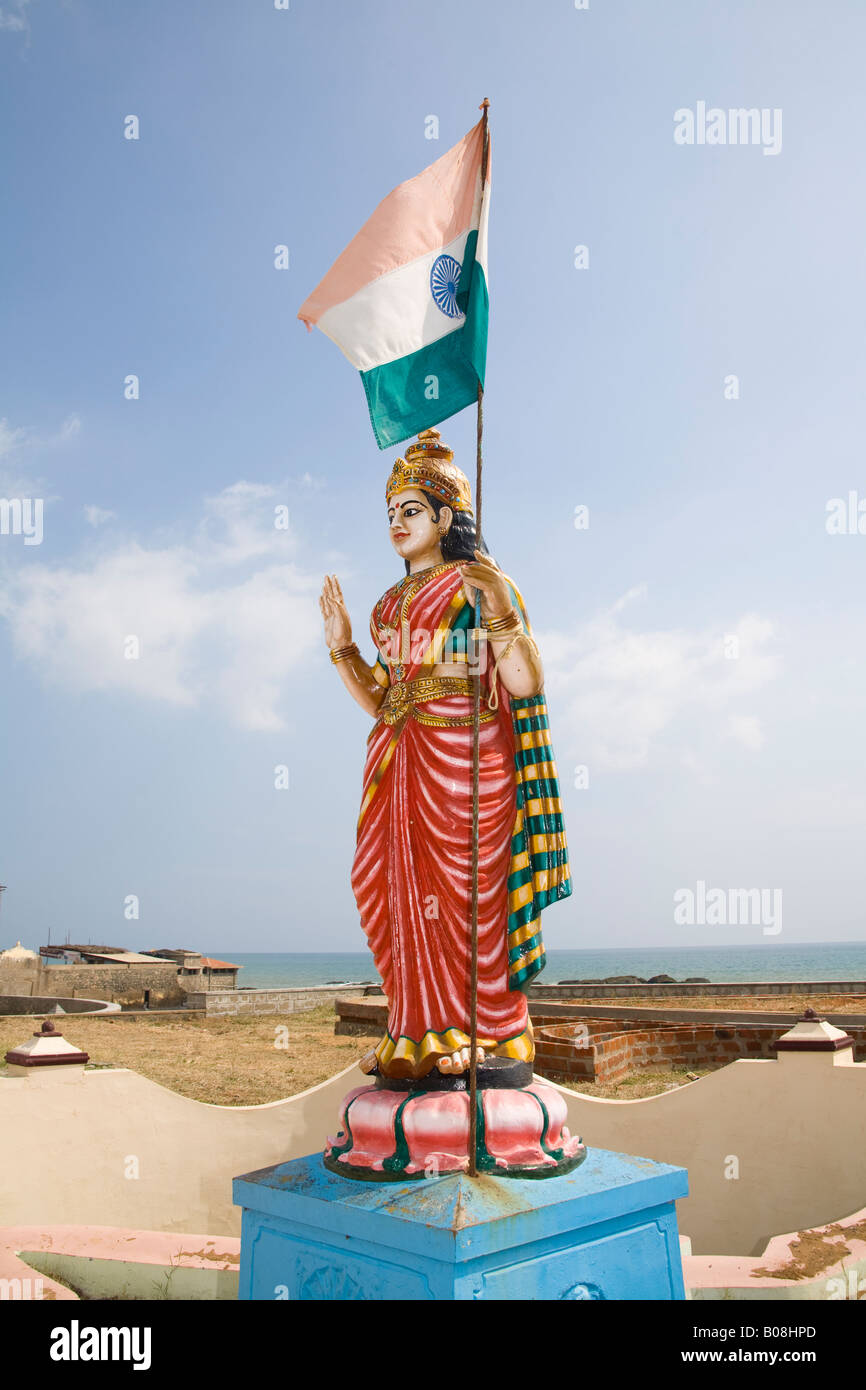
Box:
1 0 865 955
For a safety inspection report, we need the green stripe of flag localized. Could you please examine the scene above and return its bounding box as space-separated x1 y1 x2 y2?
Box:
360 233 488 449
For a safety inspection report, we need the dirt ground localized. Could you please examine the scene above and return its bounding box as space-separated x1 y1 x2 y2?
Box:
0 1005 379 1106
2 992 862 1105
545 1064 720 1100
0 1006 708 1102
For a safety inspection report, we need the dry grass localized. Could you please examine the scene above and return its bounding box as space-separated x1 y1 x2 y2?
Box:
554 993 866 1014
0 1008 720 1103
3 990 862 1106
548 1064 720 1100
0 1005 379 1106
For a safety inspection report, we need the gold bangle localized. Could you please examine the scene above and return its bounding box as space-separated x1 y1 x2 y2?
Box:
484 605 513 623
329 643 360 664
485 608 522 635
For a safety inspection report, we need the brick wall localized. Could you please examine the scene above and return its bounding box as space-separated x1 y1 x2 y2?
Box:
534 1020 866 1084
331 995 866 1079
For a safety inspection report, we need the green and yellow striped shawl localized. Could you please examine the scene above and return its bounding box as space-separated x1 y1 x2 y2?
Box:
448 579 572 991
507 692 571 989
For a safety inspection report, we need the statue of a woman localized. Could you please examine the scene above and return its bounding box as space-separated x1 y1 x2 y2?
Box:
320 429 571 1083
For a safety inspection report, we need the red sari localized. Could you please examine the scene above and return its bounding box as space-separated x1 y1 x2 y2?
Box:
351 561 533 1079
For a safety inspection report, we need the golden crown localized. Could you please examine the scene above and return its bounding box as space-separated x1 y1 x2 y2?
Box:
385 430 473 513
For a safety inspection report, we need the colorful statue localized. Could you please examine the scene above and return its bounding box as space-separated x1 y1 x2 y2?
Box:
320 429 584 1178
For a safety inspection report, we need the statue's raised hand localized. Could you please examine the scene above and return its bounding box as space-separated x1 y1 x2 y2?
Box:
320 574 352 650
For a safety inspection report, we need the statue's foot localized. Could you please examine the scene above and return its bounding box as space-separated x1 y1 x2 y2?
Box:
358 1048 379 1075
436 1046 486 1074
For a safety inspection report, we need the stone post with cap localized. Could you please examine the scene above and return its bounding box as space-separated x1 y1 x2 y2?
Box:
774 1006 856 1066
4 1019 89 1085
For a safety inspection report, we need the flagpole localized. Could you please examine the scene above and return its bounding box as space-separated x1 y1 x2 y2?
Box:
468 95 490 1180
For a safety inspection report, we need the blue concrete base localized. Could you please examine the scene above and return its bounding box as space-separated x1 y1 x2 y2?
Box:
233 1147 689 1301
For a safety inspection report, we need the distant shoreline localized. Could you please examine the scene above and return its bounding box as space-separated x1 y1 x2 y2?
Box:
190 943 866 991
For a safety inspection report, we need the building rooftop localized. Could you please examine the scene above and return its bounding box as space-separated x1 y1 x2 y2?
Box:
41 944 126 957
76 950 178 966
141 948 200 957
199 957 240 970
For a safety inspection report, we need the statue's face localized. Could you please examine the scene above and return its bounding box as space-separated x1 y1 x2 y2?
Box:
387 489 450 564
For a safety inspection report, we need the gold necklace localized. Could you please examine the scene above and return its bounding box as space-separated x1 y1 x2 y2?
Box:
374 562 461 677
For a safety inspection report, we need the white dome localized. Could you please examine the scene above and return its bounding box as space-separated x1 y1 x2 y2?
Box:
0 940 38 961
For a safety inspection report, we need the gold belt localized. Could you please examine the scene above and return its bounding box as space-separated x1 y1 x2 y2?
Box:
378 675 496 729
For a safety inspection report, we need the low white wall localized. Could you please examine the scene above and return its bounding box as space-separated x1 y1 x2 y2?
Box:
550 1050 866 1256
0 1061 365 1238
2 1045 864 1256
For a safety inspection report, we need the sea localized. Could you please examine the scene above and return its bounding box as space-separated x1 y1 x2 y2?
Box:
217 942 866 990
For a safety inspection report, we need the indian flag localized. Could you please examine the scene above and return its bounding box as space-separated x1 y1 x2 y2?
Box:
298 118 490 450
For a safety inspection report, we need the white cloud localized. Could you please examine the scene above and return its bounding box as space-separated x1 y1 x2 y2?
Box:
0 418 28 457
194 481 290 566
0 418 34 494
728 713 764 750
83 505 116 528
57 414 81 441
298 471 326 491
0 1 30 34
0 412 80 496
0 482 321 731
541 587 780 770
0 412 80 455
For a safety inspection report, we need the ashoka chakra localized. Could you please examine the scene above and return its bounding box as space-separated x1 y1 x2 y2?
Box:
430 254 464 318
